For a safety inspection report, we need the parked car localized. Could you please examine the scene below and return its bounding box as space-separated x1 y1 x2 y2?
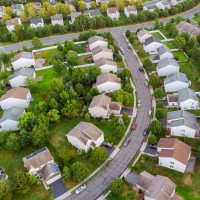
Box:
139 67 143 72
144 82 148 87
75 184 86 194
123 137 130 147
143 129 148 136
138 100 141 107
132 123 137 130
128 45 131 49
149 144 157 149
148 110 152 116
102 142 113 149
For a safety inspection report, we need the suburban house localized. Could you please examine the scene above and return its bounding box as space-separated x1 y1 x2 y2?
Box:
69 12 81 24
143 37 162 53
0 107 25 131
107 7 120 19
137 29 152 43
51 14 64 26
156 58 180 77
94 73 121 93
0 87 32 110
143 0 159 12
11 4 24 16
89 9 101 18
92 46 113 62
67 122 104 152
32 2 42 10
124 6 137 17
164 72 190 92
136 171 177 200
167 110 199 138
150 44 173 63
89 94 122 118
64 0 75 11
171 0 185 5
6 18 22 32
94 58 117 73
23 147 62 185
9 68 36 88
88 35 108 50
157 138 191 173
0 6 4 18
30 18 44 28
11 51 35 70
84 0 91 9
96 0 110 5
156 0 171 10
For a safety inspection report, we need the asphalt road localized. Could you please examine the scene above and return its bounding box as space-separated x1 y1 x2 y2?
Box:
0 5 199 53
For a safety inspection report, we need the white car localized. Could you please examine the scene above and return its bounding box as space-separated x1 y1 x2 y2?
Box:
75 184 86 194
138 100 141 107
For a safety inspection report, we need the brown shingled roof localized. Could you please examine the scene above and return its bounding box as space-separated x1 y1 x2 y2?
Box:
95 73 121 86
88 36 107 45
94 58 117 67
6 18 20 26
89 94 111 110
107 7 119 14
92 46 112 56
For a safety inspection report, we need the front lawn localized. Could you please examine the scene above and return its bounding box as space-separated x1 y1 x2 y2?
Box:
192 15 200 23
74 43 87 54
151 32 165 40
173 50 188 61
163 40 177 49
117 61 126 68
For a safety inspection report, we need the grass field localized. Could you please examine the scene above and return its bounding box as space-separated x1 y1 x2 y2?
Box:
173 50 188 61
151 32 165 40
163 40 177 49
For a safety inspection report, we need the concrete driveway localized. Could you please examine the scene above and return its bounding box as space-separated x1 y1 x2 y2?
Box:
120 107 133 116
144 144 157 155
125 172 139 186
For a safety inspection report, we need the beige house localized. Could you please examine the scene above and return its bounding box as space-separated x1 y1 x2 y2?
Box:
92 46 113 62
51 14 64 26
6 18 21 32
137 29 152 43
67 122 104 152
94 58 117 73
124 6 137 17
88 35 108 50
107 7 120 19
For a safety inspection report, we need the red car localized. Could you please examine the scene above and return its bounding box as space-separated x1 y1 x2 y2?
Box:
132 123 137 130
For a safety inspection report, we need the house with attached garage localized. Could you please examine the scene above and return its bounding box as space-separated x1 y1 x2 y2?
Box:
124 6 137 17
167 110 199 138
164 72 190 93
89 94 122 118
107 7 120 19
51 14 64 26
88 35 108 50
11 51 35 70
67 122 104 152
11 4 24 16
0 107 25 131
8 68 36 88
89 9 101 18
94 73 121 93
137 29 152 44
30 18 44 28
92 46 113 62
6 18 22 32
94 58 117 73
157 138 191 173
0 87 32 110
156 58 180 77
143 37 162 53
23 147 62 185
69 12 81 24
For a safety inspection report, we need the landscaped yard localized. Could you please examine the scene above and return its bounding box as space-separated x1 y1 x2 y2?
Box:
132 155 200 200
173 50 188 61
151 32 165 40
163 40 177 49
192 15 200 23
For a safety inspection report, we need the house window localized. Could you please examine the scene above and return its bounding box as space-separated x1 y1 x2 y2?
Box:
170 165 174 168
170 161 174 164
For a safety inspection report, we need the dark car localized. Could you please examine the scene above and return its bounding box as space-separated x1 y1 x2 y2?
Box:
128 45 131 49
139 67 143 72
143 129 148 136
102 142 113 149
123 137 130 147
150 144 157 149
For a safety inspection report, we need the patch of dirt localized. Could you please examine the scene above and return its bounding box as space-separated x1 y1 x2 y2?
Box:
183 174 192 186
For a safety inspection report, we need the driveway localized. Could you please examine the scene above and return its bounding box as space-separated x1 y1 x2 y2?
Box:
144 144 157 155
185 157 196 173
50 179 68 199
120 107 133 116
157 99 168 107
125 171 139 186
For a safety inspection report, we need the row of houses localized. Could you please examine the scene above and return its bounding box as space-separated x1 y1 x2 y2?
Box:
177 21 200 37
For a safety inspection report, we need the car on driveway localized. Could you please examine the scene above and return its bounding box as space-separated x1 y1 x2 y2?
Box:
123 137 130 147
132 123 137 130
150 144 157 149
102 142 113 149
75 184 86 194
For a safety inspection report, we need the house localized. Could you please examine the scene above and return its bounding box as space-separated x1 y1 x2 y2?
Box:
64 0 75 11
30 18 44 28
9 68 36 88
167 93 179 107
89 9 101 18
164 72 190 92
124 6 137 17
6 18 22 32
167 110 199 138
156 0 171 10
143 0 159 12
143 37 162 53
157 138 191 173
88 35 108 50
156 58 180 77
137 29 152 43
11 4 24 16
67 122 104 152
84 0 91 9
150 44 173 63
171 0 185 6
69 12 81 24
51 14 64 26
94 73 121 93
32 2 42 10
107 7 120 20
136 171 177 200
0 6 4 18
92 46 113 62
94 58 117 73
11 51 35 70
178 88 199 110
96 0 110 5
0 107 25 131
89 94 122 118
23 147 62 185
0 87 32 110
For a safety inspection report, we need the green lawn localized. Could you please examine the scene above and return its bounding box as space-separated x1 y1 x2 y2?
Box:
117 61 126 68
151 32 164 40
74 43 87 54
187 109 200 116
173 50 188 61
132 155 200 200
192 15 200 23
163 40 177 49
74 55 91 66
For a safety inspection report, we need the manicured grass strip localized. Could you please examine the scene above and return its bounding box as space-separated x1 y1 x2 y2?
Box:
151 32 164 40
173 50 188 61
163 40 177 49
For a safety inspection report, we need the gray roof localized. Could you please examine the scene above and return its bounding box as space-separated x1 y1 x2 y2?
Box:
89 9 101 17
125 6 137 12
0 107 24 123
161 0 170 5
69 12 81 19
144 36 161 46
157 58 179 70
30 18 43 25
84 0 91 2
9 68 35 80
164 72 189 85
51 14 63 21
170 118 198 130
11 52 33 63
178 88 198 102
157 44 171 56
136 171 155 190
11 4 23 10
167 110 196 121
144 0 159 9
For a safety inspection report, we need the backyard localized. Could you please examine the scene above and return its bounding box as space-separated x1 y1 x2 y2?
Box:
151 32 165 40
173 50 188 61
192 15 200 23
163 40 177 49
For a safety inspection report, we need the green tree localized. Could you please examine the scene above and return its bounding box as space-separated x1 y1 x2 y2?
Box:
0 179 12 200
11 32 18 43
47 109 60 123
49 98 59 109
2 14 11 22
25 3 37 18
148 134 157 145
56 3 70 15
59 148 77 165
71 162 89 181
174 35 186 49
149 74 161 88
32 37 43 49
156 101 164 109
77 0 86 11
19 11 28 22
119 69 131 80
64 41 76 51
156 108 164 120
61 100 80 118
4 6 14 17
0 71 9 81
75 83 85 96
90 147 108 165
110 179 124 195
123 83 133 93
49 78 64 94
5 133 21 151
52 59 64 74
154 88 165 99
91 1 97 9
25 77 38 93
100 2 108 14
149 120 166 138
18 112 36 132
66 50 78 65
14 24 24 41
84 113 91 122
62 166 72 180
125 30 131 38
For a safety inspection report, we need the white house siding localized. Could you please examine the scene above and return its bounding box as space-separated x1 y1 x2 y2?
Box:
93 52 113 62
89 107 109 118
0 119 20 131
143 6 154 12
85 2 91 9
96 82 121 93
30 22 44 28
138 34 152 43
10 73 36 87
110 108 121 115
46 174 61 185
156 66 179 76
158 157 187 173
124 9 137 17
89 41 108 50
164 81 189 93
144 42 163 53
107 12 119 19
52 20 64 26
12 58 35 70
100 64 117 73
170 125 196 138
180 100 199 110
7 25 15 32
95 134 104 147
156 2 171 10
160 52 174 60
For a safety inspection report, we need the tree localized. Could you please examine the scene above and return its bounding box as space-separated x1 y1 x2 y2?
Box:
119 69 131 80
149 74 161 88
32 37 42 49
90 147 108 165
61 100 80 118
49 78 64 94
91 1 97 9
77 0 86 11
18 112 36 132
191 47 200 64
39 2 56 19
56 3 70 15
64 41 76 51
47 109 60 123
115 0 125 11
174 35 186 49
59 148 77 165
11 32 18 43
19 11 28 22
149 120 166 138
4 6 14 17
0 71 8 81
0 179 12 200
84 113 91 122
25 77 38 92
71 162 89 181
75 83 85 96
156 108 164 119
52 59 64 74
25 3 37 18
5 133 21 151
66 50 78 65
156 101 164 109
110 179 124 195
154 88 165 99
123 83 133 93
100 2 108 14
62 166 72 180
2 14 11 22
148 135 157 145
14 24 24 41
